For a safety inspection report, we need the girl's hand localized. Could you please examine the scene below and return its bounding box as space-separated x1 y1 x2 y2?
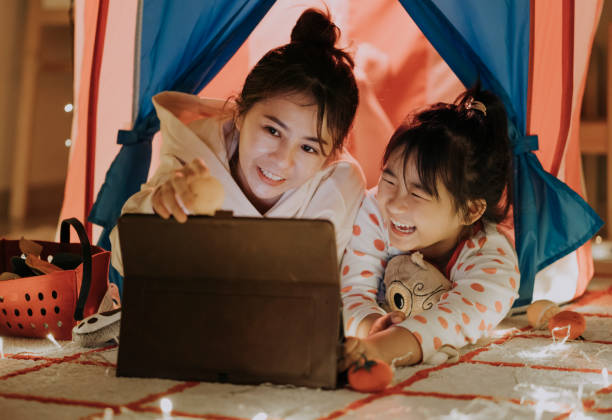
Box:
152 158 224 222
368 310 405 336
339 336 384 372
340 327 423 372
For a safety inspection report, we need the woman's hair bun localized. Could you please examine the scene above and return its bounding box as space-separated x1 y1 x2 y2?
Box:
290 8 339 50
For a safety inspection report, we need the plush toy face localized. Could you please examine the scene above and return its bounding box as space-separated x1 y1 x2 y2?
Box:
383 253 452 317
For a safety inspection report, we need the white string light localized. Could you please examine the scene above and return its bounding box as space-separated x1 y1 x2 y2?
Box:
603 368 609 387
160 397 172 419
533 401 543 420
514 383 576 418
551 326 571 345
252 413 268 420
64 103 73 112
65 138 72 148
0 337 4 359
46 333 61 349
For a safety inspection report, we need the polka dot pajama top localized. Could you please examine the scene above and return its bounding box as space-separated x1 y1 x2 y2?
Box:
341 192 520 363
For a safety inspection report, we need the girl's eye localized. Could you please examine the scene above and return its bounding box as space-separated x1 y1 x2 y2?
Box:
265 126 280 137
301 144 318 154
383 178 395 186
412 191 431 201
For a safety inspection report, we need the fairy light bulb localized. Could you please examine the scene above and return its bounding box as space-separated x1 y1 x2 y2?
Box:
64 103 73 112
550 326 570 345
46 333 61 348
252 413 268 420
534 402 543 420
160 397 172 418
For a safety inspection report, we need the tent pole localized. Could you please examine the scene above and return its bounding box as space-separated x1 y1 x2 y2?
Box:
607 23 612 238
85 0 110 239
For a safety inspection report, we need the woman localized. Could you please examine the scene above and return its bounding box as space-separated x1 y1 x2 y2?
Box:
110 9 365 275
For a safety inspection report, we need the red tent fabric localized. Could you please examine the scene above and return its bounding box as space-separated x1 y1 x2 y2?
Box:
60 0 602 304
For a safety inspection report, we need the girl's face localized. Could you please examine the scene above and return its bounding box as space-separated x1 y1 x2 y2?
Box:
235 93 332 209
376 148 467 261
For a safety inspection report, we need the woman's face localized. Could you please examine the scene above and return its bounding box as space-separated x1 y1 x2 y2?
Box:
235 93 332 208
376 148 466 260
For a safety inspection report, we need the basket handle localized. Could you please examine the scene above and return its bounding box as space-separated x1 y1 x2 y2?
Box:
60 218 93 321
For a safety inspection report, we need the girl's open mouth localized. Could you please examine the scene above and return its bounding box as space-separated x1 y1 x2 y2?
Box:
390 219 416 236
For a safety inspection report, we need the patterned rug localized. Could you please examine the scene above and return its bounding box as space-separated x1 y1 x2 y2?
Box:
1 278 611 420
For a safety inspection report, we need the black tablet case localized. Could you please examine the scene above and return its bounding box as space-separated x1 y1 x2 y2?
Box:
116 213 341 388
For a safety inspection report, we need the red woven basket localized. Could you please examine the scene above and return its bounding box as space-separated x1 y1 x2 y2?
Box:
0 218 110 340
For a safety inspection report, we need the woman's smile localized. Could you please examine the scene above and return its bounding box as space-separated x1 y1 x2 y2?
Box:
233 92 332 213
257 166 286 185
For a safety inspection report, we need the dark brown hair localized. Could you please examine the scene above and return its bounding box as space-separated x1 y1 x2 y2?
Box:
235 8 358 156
382 85 513 225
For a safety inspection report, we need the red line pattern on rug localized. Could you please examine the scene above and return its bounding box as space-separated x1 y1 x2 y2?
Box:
0 281 610 419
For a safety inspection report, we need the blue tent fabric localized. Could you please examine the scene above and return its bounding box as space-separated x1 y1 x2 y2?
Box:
400 0 527 133
88 0 276 289
399 0 603 306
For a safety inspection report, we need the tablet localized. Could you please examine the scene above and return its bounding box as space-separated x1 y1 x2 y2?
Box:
116 213 342 388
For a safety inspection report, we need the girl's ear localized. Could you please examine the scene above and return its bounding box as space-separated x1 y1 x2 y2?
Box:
464 199 487 225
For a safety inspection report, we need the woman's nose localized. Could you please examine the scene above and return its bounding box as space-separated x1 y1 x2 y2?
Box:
271 142 295 169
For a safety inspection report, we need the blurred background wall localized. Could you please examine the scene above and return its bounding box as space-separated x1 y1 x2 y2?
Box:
0 0 72 237
583 0 612 240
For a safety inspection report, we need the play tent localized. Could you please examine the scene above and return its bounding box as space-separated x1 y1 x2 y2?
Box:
60 0 603 307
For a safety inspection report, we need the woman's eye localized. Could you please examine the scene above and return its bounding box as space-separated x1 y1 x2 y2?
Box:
265 126 280 137
301 144 318 154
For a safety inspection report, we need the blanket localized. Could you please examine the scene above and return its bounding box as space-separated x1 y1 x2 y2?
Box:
1 278 611 420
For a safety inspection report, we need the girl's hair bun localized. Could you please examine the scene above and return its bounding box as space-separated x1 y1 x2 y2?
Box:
290 8 339 50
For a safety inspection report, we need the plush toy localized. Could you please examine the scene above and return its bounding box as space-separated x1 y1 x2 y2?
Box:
72 283 122 347
191 175 225 215
526 299 561 329
72 307 121 347
382 252 452 317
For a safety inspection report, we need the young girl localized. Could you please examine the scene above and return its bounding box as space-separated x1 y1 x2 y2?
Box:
109 9 365 275
340 87 520 368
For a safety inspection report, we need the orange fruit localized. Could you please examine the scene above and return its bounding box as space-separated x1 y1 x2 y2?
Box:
548 310 586 340
348 357 393 393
